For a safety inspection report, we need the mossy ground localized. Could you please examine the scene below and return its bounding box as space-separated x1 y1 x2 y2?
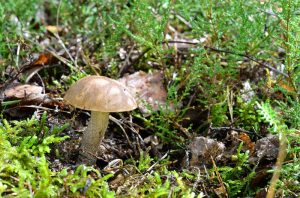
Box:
1 0 300 197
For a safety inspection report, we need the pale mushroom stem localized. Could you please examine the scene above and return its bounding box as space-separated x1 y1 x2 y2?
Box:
78 111 109 165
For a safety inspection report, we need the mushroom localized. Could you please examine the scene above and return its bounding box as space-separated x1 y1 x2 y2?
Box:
64 76 137 165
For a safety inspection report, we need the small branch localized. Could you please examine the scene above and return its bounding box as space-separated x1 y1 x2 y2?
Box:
173 121 193 139
163 40 289 78
6 105 70 114
210 126 261 137
146 151 169 173
126 47 151 72
109 115 132 146
118 45 136 76
204 45 289 78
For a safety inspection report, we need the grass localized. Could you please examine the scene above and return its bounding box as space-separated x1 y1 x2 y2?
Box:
1 0 300 197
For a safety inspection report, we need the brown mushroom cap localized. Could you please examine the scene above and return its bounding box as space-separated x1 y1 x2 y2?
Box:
64 76 137 112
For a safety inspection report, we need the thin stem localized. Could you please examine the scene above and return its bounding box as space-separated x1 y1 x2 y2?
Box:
79 111 109 165
285 0 291 71
266 135 287 198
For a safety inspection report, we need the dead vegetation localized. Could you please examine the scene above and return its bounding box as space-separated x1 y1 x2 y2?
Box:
0 0 300 197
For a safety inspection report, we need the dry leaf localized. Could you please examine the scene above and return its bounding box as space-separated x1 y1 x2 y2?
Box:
4 84 43 100
278 79 296 93
31 53 53 66
3 84 60 108
214 186 227 198
20 53 55 82
46 25 62 34
239 132 255 153
119 71 168 113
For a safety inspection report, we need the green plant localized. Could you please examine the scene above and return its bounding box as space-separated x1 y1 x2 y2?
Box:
135 78 192 147
256 100 300 197
277 98 300 129
2 0 300 196
138 150 153 172
234 95 261 131
57 165 114 197
280 158 300 195
256 101 287 134
123 153 203 197
0 112 114 197
216 143 255 197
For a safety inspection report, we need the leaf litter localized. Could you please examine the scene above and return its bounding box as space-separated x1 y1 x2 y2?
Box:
0 1 295 197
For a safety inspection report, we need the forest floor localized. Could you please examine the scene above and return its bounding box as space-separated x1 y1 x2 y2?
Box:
0 1 300 197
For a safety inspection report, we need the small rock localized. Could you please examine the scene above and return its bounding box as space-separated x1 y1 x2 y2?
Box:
188 136 225 166
249 135 279 163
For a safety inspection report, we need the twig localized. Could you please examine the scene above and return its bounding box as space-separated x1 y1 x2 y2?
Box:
123 119 145 144
109 115 132 146
210 126 262 137
24 37 79 72
53 34 75 64
211 156 228 198
173 121 193 139
54 0 75 64
192 167 201 190
75 40 82 70
204 45 289 78
146 151 169 173
35 73 45 94
16 42 20 69
118 45 136 76
5 105 70 114
163 40 289 78
56 0 62 27
170 11 192 28
80 50 100 75
124 47 151 73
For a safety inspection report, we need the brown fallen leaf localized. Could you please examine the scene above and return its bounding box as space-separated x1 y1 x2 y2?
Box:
273 79 296 99
255 188 268 198
214 186 228 198
278 80 296 93
109 174 125 189
3 84 61 108
239 132 255 153
4 84 43 100
31 53 54 66
118 71 168 114
20 53 55 82
251 169 270 188
45 25 62 34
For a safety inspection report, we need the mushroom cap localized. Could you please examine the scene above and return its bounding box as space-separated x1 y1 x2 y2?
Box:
64 76 137 112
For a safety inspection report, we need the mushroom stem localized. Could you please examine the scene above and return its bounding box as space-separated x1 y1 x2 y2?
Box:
78 111 109 165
